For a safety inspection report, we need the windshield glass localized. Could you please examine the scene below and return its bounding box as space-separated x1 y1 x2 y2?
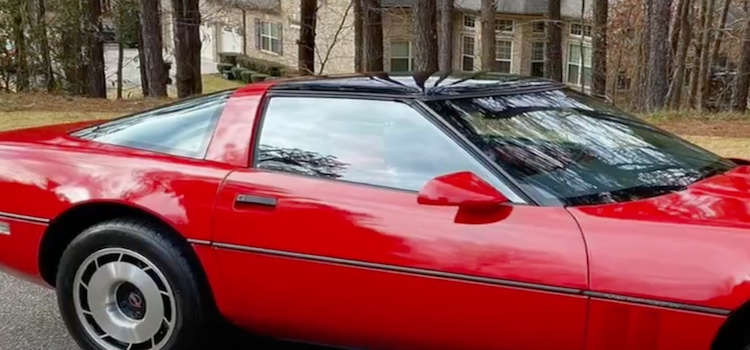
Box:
425 88 737 206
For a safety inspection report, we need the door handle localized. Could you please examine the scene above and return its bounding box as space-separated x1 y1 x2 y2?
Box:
234 194 277 207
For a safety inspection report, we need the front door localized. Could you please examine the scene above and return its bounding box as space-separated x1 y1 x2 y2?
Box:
212 95 590 350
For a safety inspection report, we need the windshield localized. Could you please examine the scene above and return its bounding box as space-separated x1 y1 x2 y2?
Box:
425 88 737 206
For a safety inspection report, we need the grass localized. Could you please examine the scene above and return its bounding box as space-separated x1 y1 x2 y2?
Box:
0 74 244 131
106 73 243 99
682 135 750 158
0 111 120 132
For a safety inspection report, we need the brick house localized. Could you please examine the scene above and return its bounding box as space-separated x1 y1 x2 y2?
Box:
164 0 595 89
381 0 592 89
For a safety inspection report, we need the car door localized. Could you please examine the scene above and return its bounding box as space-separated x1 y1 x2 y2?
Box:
211 95 590 350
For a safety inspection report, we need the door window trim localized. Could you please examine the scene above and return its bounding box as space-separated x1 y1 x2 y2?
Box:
248 91 531 205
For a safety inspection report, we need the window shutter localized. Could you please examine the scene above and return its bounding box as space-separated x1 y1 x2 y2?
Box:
278 24 283 55
254 18 261 50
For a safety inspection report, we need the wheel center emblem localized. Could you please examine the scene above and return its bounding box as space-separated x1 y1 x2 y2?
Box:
128 292 143 309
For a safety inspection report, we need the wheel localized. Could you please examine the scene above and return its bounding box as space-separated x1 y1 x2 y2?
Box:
55 219 210 350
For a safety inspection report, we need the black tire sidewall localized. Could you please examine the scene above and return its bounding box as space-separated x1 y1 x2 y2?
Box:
56 220 205 350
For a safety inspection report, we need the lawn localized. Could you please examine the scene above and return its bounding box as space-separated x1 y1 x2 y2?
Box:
1 75 749 158
106 73 244 99
0 73 242 131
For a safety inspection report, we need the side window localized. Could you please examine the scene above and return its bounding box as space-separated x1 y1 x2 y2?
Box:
72 91 230 159
255 96 504 192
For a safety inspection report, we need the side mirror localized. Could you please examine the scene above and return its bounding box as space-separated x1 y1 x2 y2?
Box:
417 171 509 208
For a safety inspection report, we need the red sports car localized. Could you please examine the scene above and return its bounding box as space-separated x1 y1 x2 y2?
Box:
0 72 749 350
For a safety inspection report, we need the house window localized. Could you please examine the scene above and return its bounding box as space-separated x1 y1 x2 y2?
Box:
462 36 475 71
289 11 302 28
496 19 514 33
533 21 546 33
567 43 592 87
260 21 282 54
390 41 414 72
570 23 592 37
495 40 512 73
531 42 545 77
464 15 476 28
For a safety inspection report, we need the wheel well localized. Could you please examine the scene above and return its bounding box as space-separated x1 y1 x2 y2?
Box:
38 202 209 293
713 301 750 350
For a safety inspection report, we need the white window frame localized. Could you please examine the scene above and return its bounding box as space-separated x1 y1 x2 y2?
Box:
461 35 475 71
530 42 545 77
260 21 282 54
569 23 592 38
567 43 592 87
289 12 301 29
495 19 514 34
390 41 413 72
495 40 513 73
463 15 476 29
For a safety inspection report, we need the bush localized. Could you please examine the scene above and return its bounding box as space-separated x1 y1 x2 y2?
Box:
227 66 245 80
251 73 269 82
236 55 298 77
218 52 241 66
239 70 256 83
217 63 234 73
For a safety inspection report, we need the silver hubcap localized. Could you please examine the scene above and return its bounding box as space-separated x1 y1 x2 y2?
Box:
73 248 176 350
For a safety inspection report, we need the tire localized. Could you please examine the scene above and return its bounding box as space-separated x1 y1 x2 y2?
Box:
55 219 210 350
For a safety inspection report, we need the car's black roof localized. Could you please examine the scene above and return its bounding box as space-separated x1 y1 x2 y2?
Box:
268 71 566 98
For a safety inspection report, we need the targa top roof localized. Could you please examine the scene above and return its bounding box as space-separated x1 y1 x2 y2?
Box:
268 71 565 98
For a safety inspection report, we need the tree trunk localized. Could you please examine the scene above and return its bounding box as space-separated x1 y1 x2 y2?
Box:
710 0 731 68
592 0 607 96
354 0 363 72
647 0 673 110
438 0 454 72
362 0 384 72
139 0 167 97
117 41 124 99
298 0 317 75
242 9 247 55
86 0 106 98
480 0 496 71
698 0 717 110
669 0 686 73
667 0 692 109
11 2 28 92
637 0 651 110
546 0 563 81
61 30 82 95
689 0 707 108
578 0 585 92
414 0 438 71
38 0 55 91
136 19 149 96
172 0 203 97
731 0 750 111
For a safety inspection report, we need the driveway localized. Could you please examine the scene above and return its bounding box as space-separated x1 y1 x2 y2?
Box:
0 272 328 350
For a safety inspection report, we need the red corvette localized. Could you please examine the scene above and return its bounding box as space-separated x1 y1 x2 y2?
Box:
1 72 750 350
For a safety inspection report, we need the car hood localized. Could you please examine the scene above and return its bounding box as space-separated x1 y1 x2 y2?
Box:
571 164 750 229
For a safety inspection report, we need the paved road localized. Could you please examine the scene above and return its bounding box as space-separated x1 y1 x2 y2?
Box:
0 272 77 350
0 272 328 350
